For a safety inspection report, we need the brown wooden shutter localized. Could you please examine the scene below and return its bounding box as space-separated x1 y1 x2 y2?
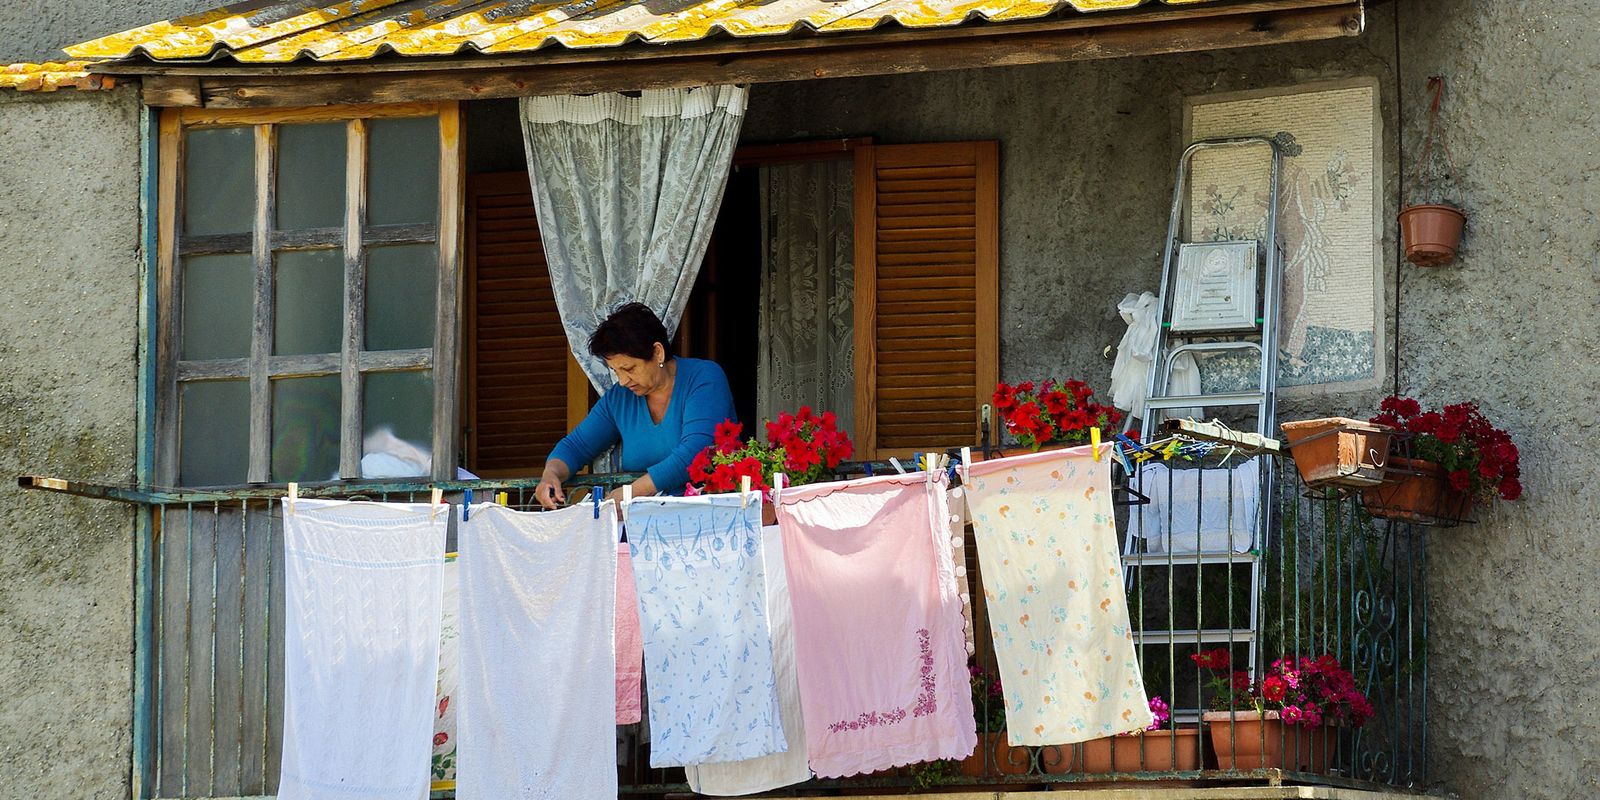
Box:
464 172 586 477
852 142 999 459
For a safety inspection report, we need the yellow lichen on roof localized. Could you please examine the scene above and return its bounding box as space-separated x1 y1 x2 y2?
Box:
63 0 1226 63
0 61 116 92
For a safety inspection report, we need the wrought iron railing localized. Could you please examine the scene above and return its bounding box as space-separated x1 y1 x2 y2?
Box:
21 452 1427 798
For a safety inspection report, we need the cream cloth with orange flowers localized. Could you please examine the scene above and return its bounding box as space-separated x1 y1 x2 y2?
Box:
964 445 1152 746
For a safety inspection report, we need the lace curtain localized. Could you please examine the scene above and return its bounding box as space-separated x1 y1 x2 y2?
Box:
756 160 855 431
519 86 747 390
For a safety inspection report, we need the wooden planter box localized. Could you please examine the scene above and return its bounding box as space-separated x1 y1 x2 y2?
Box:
1281 418 1395 489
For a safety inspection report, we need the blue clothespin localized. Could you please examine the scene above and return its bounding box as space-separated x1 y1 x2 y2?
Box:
592 485 603 519
463 488 473 521
864 462 875 477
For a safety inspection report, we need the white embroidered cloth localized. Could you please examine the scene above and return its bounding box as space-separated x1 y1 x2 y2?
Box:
965 447 1153 745
279 499 447 800
457 502 618 800
684 525 813 794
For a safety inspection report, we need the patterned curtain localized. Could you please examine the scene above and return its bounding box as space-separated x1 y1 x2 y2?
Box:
756 160 855 432
519 87 747 390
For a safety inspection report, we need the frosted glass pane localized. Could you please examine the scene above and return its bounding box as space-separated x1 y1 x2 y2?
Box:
276 122 345 230
365 244 436 351
180 380 250 486
182 253 253 360
368 116 438 226
274 249 343 356
362 370 433 478
184 127 254 236
271 375 340 483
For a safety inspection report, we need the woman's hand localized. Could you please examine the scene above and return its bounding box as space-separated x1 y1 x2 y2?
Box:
536 460 571 510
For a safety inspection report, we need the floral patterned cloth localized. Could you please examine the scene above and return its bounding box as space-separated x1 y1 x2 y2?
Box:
431 556 459 789
625 495 785 767
776 473 976 777
964 446 1153 746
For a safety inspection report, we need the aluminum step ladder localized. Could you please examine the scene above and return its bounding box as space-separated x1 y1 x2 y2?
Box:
1123 134 1292 718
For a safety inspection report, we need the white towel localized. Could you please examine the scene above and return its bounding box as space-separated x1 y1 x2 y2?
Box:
457 502 618 800
684 525 813 795
1127 460 1260 554
279 499 448 800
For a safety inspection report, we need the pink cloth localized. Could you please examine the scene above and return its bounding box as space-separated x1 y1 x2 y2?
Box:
776 473 977 778
615 543 643 725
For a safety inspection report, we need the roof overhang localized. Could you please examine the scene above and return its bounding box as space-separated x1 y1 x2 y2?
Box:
86 0 1364 109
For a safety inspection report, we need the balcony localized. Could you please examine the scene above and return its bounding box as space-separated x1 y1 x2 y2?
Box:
21 448 1428 799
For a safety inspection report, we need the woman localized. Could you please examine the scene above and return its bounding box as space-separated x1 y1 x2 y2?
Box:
536 303 737 509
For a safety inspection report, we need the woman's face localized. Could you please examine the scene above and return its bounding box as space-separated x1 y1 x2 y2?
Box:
605 344 666 395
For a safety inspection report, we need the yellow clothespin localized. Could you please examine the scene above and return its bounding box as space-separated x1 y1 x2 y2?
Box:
1090 427 1102 461
1162 439 1182 460
740 474 753 508
496 491 509 507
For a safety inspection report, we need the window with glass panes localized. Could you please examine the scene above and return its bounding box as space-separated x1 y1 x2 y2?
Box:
159 105 461 486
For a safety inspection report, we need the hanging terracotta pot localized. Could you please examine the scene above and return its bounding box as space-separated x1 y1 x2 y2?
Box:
1399 204 1466 266
1360 456 1472 525
1281 418 1395 489
1203 710 1333 773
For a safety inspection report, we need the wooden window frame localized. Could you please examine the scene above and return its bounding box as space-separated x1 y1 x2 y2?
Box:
156 102 464 485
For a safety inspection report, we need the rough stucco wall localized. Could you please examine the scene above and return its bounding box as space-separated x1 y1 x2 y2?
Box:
740 13 1400 423
0 1 218 63
0 87 142 799
1393 2 1600 798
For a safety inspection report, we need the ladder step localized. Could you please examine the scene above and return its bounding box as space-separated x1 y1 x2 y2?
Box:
1123 551 1259 567
1131 628 1256 645
1144 392 1264 410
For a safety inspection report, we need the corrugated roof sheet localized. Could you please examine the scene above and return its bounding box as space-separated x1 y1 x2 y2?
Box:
65 0 1220 63
0 61 117 92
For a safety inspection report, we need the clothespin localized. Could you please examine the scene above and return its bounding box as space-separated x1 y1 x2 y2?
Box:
430 487 443 519
1090 427 1102 461
773 472 786 506
1110 442 1131 472
621 484 633 521
740 475 752 508
287 482 298 515
1161 440 1182 461
960 446 972 484
462 488 473 521
889 457 906 474
592 485 603 519
496 491 509 507
864 462 875 477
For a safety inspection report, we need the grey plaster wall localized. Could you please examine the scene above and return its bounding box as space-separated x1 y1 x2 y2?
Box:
0 87 143 799
0 1 219 63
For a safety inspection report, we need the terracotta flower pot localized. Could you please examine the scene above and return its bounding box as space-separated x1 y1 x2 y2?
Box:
1360 456 1473 525
1039 742 1076 775
960 731 1033 776
1079 737 1114 774
1203 710 1333 773
1398 204 1466 266
1109 727 1203 772
1281 418 1395 489
761 501 777 526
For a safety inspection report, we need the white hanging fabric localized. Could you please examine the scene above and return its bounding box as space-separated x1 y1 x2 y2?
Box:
1110 291 1201 421
520 86 748 390
457 502 619 800
278 499 447 800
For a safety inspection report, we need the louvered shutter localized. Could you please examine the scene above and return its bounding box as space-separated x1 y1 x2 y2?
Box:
852 142 999 459
464 173 581 477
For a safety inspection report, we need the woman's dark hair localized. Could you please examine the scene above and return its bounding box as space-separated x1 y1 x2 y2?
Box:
589 302 672 361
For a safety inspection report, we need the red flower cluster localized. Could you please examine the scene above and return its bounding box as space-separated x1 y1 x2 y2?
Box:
1192 651 1374 728
1370 395 1522 503
992 378 1121 451
685 407 854 496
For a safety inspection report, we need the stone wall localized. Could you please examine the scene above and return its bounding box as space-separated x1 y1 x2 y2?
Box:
0 87 144 799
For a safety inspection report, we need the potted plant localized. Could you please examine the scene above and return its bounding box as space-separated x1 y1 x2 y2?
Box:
1280 417 1396 489
1399 76 1467 266
1365 396 1522 524
1194 649 1373 773
960 664 1032 776
991 378 1121 452
686 407 854 524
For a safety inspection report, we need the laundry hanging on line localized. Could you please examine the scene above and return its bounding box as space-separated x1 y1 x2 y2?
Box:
964 446 1153 746
457 502 619 800
626 495 787 767
279 499 448 800
776 472 977 778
